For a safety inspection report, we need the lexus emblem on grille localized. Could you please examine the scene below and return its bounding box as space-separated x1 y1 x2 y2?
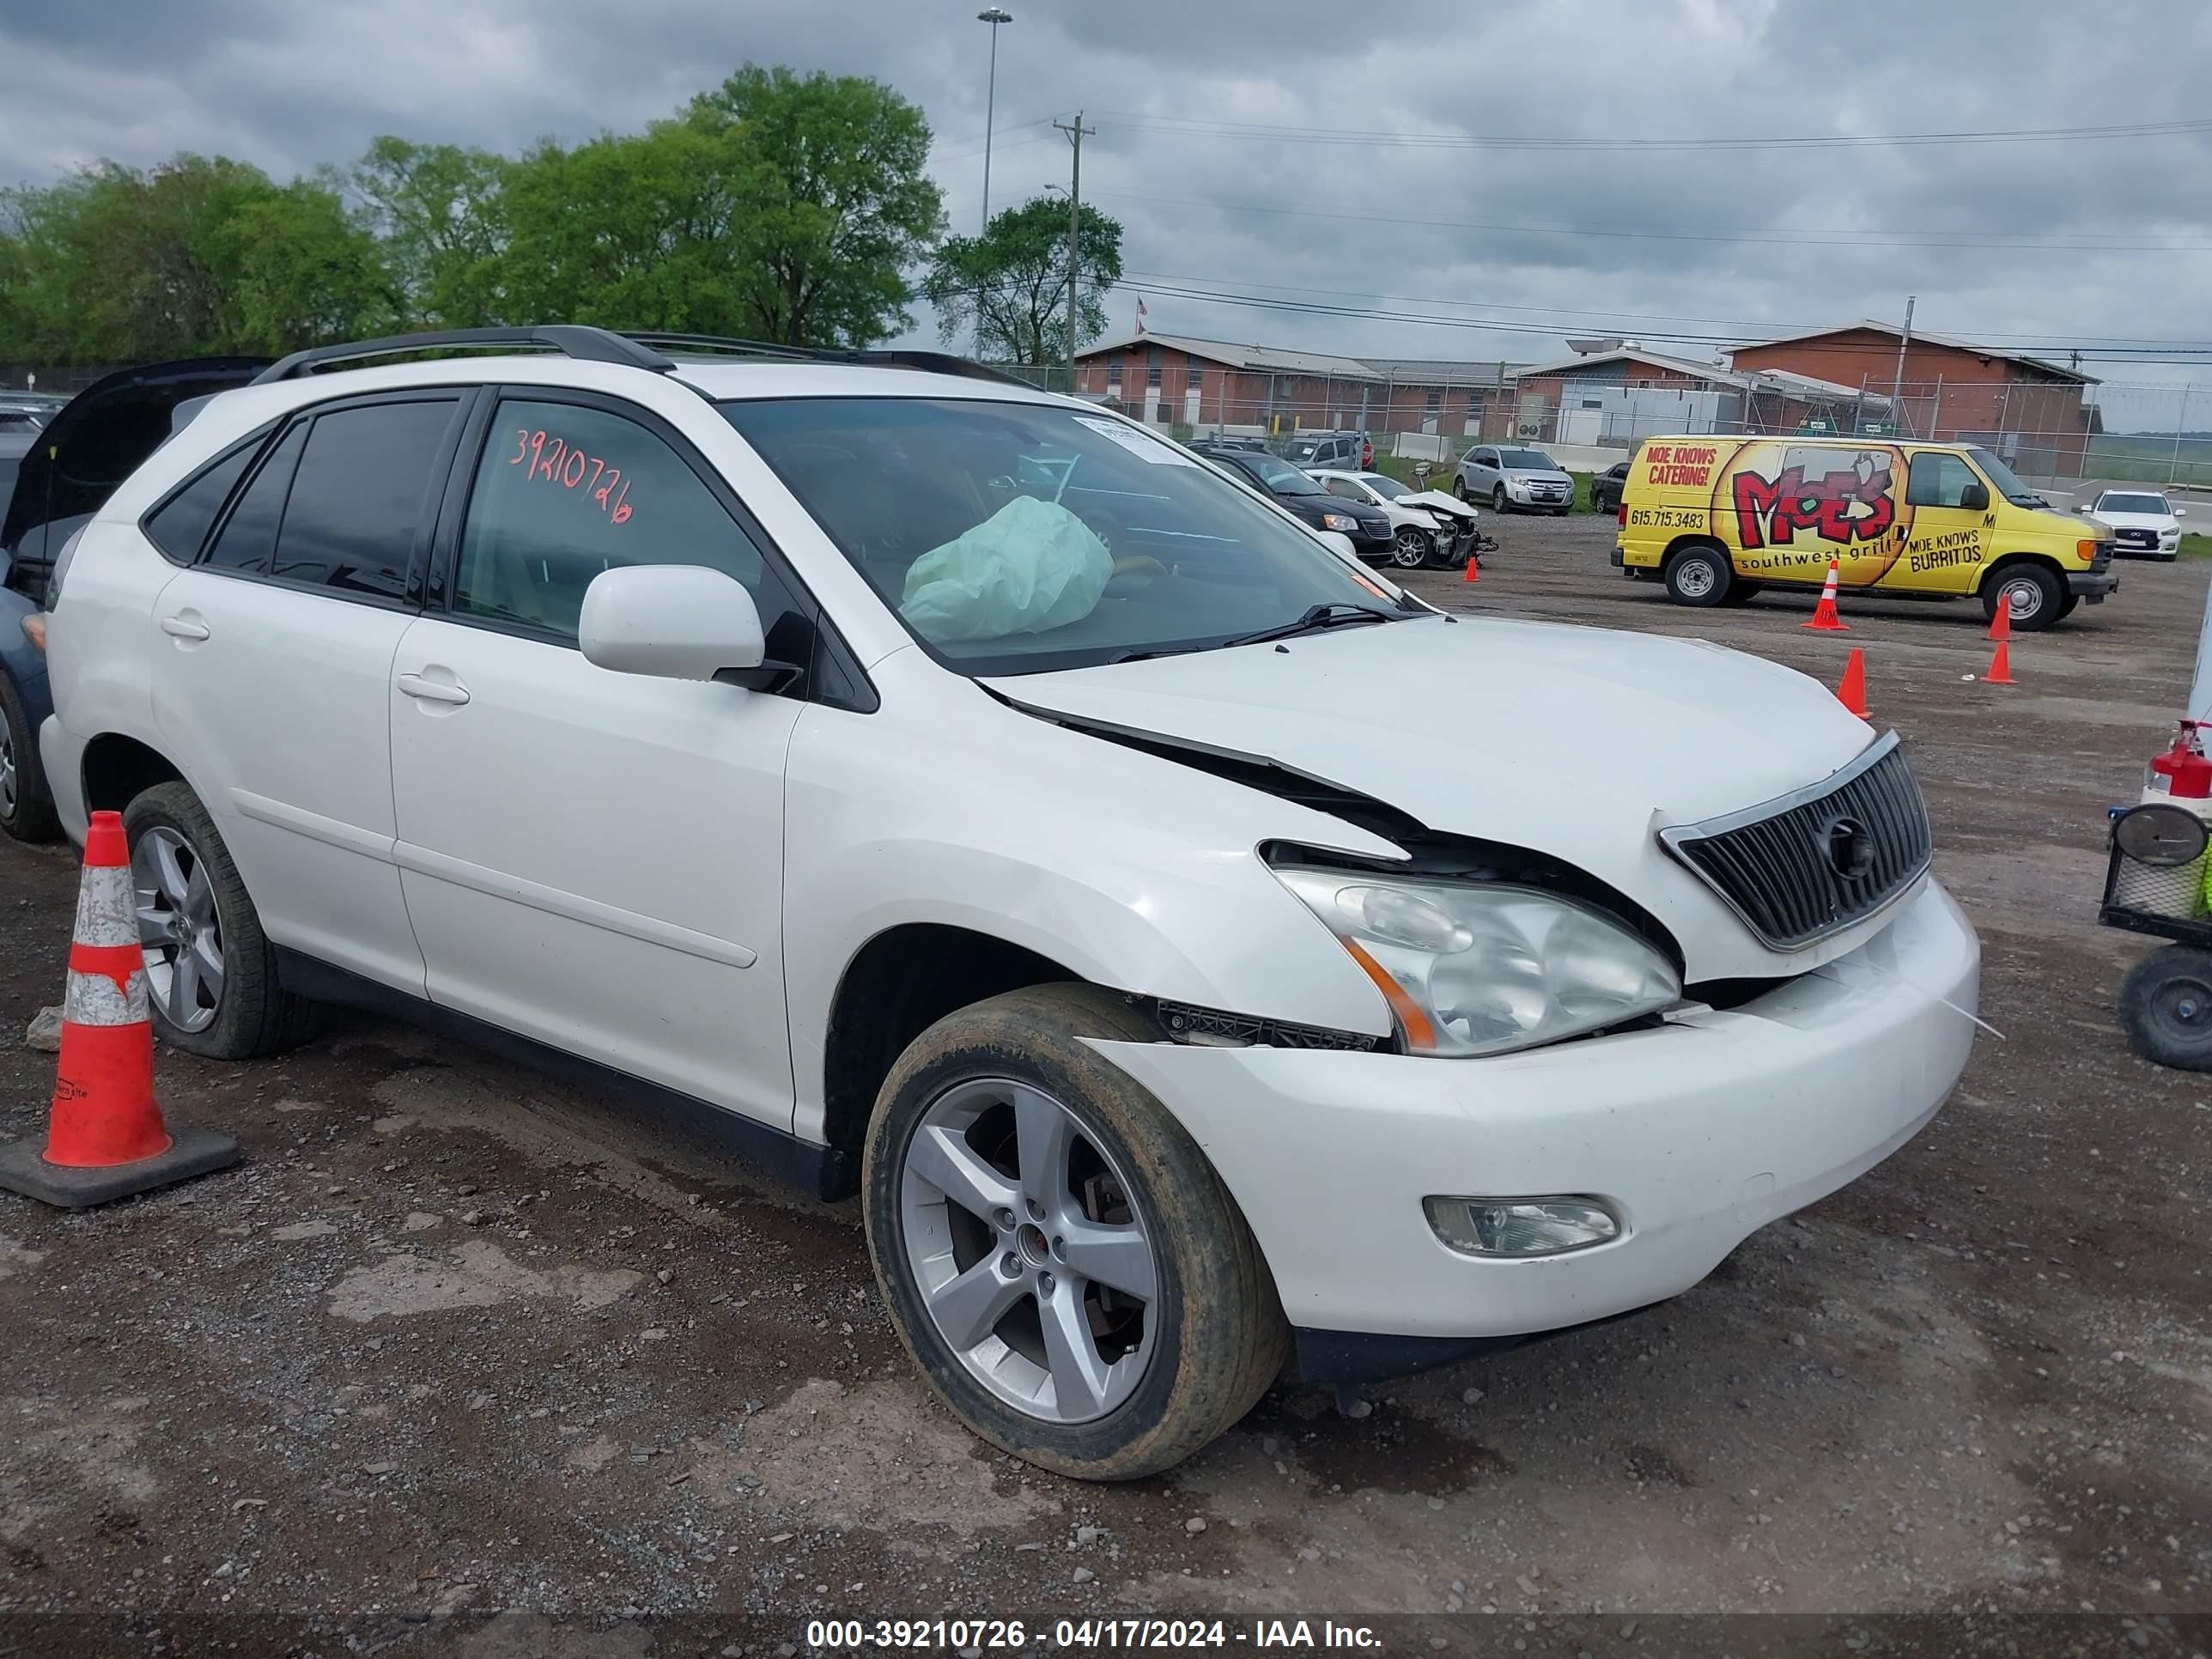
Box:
1821 815 1875 880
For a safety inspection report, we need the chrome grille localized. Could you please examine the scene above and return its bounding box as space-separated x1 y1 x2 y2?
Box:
1657 732 1931 951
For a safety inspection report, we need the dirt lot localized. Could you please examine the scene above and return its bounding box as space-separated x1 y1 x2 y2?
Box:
1 520 2208 1656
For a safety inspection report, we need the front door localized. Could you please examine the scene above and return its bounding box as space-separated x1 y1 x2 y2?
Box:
1893 450 1995 594
386 392 807 1126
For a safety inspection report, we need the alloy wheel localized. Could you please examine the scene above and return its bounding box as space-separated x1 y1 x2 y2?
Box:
132 825 224 1033
0 727 15 819
1393 527 1430 568
899 1076 1158 1424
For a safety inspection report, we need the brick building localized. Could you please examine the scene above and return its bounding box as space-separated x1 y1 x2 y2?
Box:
1071 333 1514 438
1511 347 1887 444
1727 320 2096 473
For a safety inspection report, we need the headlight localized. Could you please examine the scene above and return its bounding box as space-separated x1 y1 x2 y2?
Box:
1320 511 1358 532
1273 866 1680 1056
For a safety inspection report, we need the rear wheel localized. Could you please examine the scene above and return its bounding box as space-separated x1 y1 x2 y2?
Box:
1982 562 2064 632
864 985 1289 1480
122 781 317 1059
0 674 58 844
1663 543 1734 608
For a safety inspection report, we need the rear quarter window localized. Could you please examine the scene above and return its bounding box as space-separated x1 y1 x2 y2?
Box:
143 437 264 566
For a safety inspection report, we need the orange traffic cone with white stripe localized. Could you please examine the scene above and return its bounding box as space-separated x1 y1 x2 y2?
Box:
0 811 238 1208
1802 559 1850 632
1462 551 1480 583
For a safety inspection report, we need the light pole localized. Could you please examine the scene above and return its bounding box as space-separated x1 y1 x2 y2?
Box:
974 7 1012 363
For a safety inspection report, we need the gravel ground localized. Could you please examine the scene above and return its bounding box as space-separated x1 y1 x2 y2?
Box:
0 518 2207 1656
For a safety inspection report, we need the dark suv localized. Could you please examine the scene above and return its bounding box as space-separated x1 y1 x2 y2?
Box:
1188 443 1395 562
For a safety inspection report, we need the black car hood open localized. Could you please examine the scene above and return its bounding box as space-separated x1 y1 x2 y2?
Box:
1 356 270 564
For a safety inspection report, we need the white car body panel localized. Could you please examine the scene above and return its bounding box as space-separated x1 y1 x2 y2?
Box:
1395 488 1478 524
1306 468 1442 535
2085 496 2183 555
38 348 1978 1363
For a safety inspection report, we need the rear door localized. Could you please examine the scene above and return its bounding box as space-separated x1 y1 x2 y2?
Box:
147 392 468 995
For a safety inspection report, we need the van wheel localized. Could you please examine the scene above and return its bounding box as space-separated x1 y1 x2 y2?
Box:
863 984 1290 1481
121 781 319 1059
0 675 59 843
1983 563 2063 632
1664 544 1734 608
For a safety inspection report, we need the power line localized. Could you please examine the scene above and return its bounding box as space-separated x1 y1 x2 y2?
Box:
1089 111 2212 153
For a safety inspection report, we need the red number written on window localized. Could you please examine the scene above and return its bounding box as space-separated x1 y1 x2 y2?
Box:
506 428 633 525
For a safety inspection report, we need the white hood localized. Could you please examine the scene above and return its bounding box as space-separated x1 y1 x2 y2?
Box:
986 613 1893 979
2089 509 2179 532
1399 489 1476 520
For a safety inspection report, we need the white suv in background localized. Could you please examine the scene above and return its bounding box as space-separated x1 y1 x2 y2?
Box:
38 327 1978 1480
2082 488 2185 559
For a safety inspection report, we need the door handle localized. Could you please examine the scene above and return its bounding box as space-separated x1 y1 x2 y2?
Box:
397 672 471 707
160 616 210 641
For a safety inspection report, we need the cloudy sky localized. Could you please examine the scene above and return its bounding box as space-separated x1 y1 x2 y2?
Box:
6 0 2211 410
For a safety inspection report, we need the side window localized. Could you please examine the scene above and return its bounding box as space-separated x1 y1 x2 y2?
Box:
454 400 769 643
145 437 263 565
272 398 457 596
1907 452 1980 508
204 422 307 574
1323 477 1360 500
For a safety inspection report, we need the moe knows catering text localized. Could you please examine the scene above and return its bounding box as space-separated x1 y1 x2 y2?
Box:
1643 443 1719 487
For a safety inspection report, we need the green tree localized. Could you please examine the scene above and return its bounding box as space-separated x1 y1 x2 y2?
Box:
345 136 508 327
923 195 1122 364
685 65 942 347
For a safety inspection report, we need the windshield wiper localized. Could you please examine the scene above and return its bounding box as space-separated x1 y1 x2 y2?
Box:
1213 603 1398 651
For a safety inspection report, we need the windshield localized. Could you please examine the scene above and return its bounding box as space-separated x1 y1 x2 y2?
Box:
1362 473 1410 500
1499 449 1558 471
2097 492 2170 514
1963 447 2040 506
720 398 1411 676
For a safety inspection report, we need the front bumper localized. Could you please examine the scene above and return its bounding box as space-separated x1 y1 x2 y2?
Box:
2067 569 2119 599
1090 880 1978 1363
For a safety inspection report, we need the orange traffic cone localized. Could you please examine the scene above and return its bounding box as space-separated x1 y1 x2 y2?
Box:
1986 603 2013 645
1462 552 1480 583
1983 636 2017 686
1802 560 1850 632
0 811 238 1208
1835 648 1871 718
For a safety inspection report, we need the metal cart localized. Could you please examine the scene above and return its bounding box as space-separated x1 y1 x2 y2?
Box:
2102 799 2212 1069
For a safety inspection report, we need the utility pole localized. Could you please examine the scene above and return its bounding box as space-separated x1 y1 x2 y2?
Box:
1889 295 1915 428
1055 112 1092 396
972 9 1012 363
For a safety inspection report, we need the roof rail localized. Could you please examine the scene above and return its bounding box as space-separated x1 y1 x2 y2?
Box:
251 325 677 386
621 333 1038 390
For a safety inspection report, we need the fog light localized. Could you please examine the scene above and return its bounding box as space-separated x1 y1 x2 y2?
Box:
1424 1195 1620 1258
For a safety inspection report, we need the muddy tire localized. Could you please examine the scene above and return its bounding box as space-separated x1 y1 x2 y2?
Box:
1664 542 1734 608
862 983 1290 1480
122 781 318 1059
0 672 59 843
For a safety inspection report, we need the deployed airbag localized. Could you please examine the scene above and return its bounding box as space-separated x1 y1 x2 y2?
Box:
899 495 1113 642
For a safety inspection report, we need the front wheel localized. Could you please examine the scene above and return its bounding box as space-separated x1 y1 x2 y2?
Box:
1983 563 2064 631
2120 946 2212 1071
1491 483 1509 512
863 985 1289 1481
1391 526 1433 569
122 781 317 1058
1663 544 1734 608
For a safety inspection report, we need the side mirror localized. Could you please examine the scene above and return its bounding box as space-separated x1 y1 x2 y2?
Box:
1958 482 1990 513
2177 507 2189 519
580 564 771 685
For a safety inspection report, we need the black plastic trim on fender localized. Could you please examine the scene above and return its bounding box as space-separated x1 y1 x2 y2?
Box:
272 947 855 1200
1294 1300 1668 1385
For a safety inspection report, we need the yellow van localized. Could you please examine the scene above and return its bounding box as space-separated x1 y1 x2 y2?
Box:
1611 434 2117 630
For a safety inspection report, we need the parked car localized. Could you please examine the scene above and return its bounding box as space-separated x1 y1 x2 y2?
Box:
1590 459 1631 514
1282 430 1371 471
1188 442 1396 562
1308 467 1472 569
1456 444 1576 514
0 357 269 841
40 326 1978 1480
2081 489 2185 560
1613 433 2116 630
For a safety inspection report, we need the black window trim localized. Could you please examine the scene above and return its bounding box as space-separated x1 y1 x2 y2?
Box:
168 387 478 612
427 383 865 711
137 418 281 568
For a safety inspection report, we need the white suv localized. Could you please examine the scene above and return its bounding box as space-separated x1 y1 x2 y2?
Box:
37 327 1979 1480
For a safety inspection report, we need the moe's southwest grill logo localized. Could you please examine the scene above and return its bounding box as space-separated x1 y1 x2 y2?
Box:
1727 447 1897 550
